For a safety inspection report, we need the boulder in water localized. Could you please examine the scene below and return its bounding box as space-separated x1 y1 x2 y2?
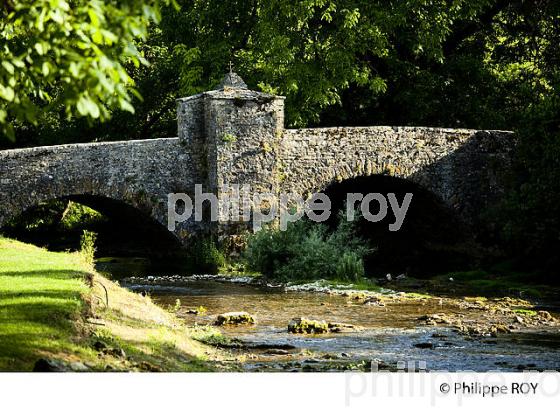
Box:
288 317 328 334
215 311 255 325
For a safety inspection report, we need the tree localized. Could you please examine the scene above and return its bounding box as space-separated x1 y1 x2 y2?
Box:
0 0 175 140
4 1 559 142
164 0 497 126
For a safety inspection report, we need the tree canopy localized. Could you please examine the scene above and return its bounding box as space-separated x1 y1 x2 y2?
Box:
0 0 175 140
2 0 558 143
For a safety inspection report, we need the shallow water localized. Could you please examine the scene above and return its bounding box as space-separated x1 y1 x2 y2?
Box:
128 279 560 372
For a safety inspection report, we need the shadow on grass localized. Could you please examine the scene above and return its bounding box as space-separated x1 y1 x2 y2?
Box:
1 267 217 371
1 299 81 324
0 268 90 371
0 269 86 280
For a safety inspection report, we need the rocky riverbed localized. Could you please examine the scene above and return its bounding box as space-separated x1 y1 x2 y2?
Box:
121 275 560 372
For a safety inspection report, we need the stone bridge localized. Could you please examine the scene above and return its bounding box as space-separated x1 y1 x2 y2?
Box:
0 73 515 245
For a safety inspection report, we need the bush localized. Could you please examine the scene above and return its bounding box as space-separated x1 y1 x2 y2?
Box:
80 230 97 266
335 252 365 281
190 239 226 273
60 201 106 231
244 215 369 281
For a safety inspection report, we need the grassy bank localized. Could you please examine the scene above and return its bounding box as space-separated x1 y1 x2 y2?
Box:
0 236 228 371
381 269 559 301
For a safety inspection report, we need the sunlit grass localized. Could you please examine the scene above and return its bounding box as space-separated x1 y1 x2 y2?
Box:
0 236 226 371
0 236 93 370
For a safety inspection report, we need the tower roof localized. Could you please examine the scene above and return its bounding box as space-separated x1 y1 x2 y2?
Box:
214 72 248 90
177 72 284 102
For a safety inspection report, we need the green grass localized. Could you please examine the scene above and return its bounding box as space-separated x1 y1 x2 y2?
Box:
191 325 242 348
0 236 228 371
0 237 94 370
435 269 548 299
325 278 382 292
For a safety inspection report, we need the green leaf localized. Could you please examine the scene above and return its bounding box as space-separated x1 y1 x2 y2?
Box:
0 85 15 102
2 61 15 75
34 43 45 55
88 9 100 27
42 62 50 76
92 30 103 44
119 99 135 113
76 96 100 118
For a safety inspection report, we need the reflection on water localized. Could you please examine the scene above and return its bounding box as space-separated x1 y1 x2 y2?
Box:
139 280 560 372
96 256 191 280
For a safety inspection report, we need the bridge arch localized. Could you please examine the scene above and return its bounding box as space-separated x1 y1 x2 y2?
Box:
278 126 515 231
1 76 516 249
3 193 184 256
317 174 474 276
0 138 202 245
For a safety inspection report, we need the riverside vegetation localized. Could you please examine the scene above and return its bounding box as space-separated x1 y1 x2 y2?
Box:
244 215 368 282
3 1 559 285
1 0 560 372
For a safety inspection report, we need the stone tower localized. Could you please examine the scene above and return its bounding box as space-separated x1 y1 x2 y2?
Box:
177 73 285 237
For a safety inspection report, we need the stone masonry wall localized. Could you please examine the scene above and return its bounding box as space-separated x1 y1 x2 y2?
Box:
178 86 285 236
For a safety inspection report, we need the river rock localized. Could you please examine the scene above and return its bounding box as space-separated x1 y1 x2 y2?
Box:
68 362 90 372
490 324 511 334
288 317 328 334
418 313 453 325
33 358 68 372
414 342 434 349
363 296 385 306
352 293 368 300
265 349 290 355
215 312 255 325
34 358 89 372
327 322 364 333
537 310 554 322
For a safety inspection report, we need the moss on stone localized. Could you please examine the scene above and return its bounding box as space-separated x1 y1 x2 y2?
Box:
288 317 329 334
214 311 256 325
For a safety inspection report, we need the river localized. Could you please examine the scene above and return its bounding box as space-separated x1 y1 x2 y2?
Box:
97 258 560 372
